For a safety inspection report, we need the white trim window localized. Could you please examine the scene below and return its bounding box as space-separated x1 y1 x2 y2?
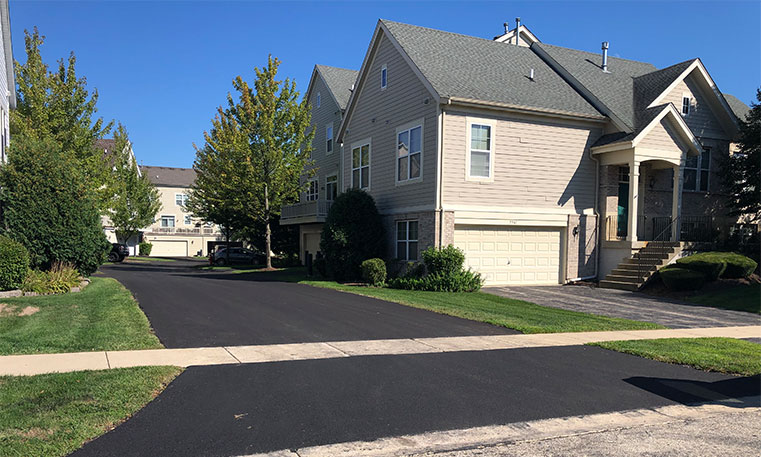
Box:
326 124 333 154
684 147 710 192
681 96 691 116
351 141 371 189
306 179 319 201
184 215 192 225
316 92 321 108
467 119 495 180
175 193 189 207
160 215 175 228
397 124 422 183
326 174 338 201
396 220 418 261
381 65 387 90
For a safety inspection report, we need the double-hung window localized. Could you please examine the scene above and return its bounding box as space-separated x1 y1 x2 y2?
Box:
184 215 192 225
681 96 691 116
175 193 188 207
160 215 175 228
396 220 418 261
683 147 710 192
351 142 370 189
326 124 333 154
306 179 319 201
325 174 338 201
397 125 422 182
468 121 493 179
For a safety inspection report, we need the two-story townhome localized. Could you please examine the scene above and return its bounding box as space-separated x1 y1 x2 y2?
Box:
139 166 222 257
280 65 358 262
0 0 15 163
293 19 751 288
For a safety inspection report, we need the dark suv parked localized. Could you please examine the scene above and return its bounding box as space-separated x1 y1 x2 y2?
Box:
108 243 129 262
209 247 264 266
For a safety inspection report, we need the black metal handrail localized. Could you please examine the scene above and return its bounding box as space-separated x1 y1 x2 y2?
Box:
634 216 680 284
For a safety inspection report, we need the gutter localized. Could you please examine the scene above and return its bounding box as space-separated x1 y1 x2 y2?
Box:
443 96 607 123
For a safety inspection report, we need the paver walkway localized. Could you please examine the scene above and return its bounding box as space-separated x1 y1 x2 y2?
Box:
3 325 759 376
485 285 760 328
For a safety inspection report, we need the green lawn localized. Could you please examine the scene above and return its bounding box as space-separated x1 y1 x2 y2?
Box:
0 366 181 457
0 277 163 355
592 338 761 376
688 284 760 314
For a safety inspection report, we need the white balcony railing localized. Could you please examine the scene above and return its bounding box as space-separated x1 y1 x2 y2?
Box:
147 227 220 235
281 200 333 220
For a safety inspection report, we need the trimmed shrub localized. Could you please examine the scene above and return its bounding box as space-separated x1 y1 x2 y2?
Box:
139 242 153 256
659 265 705 291
0 136 110 275
422 245 465 276
361 258 387 286
721 252 758 279
22 262 81 294
675 255 726 281
320 189 385 281
0 235 30 291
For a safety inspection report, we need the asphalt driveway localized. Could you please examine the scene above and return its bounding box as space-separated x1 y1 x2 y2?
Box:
485 285 760 328
99 261 512 348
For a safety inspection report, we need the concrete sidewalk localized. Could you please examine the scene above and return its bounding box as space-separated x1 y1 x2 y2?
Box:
2 325 759 376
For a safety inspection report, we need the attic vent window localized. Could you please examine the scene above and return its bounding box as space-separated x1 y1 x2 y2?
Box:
681 96 690 116
316 92 321 108
381 65 387 90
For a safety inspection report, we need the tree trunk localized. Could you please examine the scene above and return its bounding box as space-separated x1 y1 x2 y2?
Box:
265 184 272 269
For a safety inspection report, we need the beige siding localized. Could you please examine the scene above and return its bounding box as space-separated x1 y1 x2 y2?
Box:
305 74 343 200
442 109 601 212
341 33 438 213
662 74 727 140
637 118 689 152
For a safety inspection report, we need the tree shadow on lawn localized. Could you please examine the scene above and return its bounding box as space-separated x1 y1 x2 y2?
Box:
624 374 761 407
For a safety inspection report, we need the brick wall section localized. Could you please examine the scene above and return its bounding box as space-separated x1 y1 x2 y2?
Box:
382 211 437 260
433 210 456 248
566 214 598 279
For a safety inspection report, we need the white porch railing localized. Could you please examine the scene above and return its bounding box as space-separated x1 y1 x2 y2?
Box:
281 200 333 220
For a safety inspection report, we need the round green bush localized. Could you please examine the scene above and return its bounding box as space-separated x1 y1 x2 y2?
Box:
320 189 385 281
675 257 725 281
422 245 465 276
139 242 153 256
659 266 705 291
721 252 758 279
361 258 387 286
0 235 30 291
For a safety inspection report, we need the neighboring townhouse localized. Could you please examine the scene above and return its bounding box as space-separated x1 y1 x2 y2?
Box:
0 0 15 163
139 166 222 257
280 65 358 262
289 19 751 288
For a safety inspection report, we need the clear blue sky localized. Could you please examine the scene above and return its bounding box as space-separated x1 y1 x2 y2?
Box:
10 1 760 168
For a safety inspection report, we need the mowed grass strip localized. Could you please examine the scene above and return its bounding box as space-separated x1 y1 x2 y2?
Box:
0 277 162 355
689 284 760 314
298 278 664 333
0 366 181 457
592 338 761 376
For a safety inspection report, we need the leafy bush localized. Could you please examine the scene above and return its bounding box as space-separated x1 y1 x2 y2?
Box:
361 258 387 286
320 189 385 281
676 255 726 281
139 242 153 256
0 235 30 291
659 265 705 291
313 256 327 277
721 252 758 279
422 245 465 276
22 262 81 294
0 136 110 275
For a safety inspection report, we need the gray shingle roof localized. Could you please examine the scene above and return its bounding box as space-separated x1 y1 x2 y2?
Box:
380 20 603 118
592 104 668 148
140 166 196 187
316 65 358 111
533 42 657 130
723 93 751 121
632 60 695 113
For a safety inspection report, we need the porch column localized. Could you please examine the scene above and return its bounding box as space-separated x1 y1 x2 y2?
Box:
626 160 640 242
671 161 684 241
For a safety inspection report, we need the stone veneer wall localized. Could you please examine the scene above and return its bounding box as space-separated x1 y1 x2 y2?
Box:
566 214 598 280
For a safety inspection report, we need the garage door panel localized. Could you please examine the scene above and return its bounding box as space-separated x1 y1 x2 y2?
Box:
151 240 188 257
454 225 561 286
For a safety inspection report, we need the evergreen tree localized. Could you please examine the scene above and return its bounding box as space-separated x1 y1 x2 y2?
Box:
722 89 760 222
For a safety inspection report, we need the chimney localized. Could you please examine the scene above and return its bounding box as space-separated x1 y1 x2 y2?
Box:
515 17 521 45
601 41 609 72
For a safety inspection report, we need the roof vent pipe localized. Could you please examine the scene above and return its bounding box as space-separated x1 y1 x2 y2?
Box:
601 41 609 72
529 68 535 81
503 22 509 34
515 17 521 45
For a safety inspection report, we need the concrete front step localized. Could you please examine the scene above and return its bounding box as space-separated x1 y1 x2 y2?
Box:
608 270 656 280
598 280 640 291
604 274 648 283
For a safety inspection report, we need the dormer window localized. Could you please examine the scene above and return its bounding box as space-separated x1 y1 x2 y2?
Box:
381 65 387 90
681 96 690 116
316 92 321 108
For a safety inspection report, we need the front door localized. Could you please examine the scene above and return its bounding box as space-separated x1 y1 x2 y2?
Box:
617 166 629 238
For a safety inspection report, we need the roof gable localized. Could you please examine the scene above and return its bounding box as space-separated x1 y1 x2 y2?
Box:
493 24 540 46
140 166 196 187
312 65 358 111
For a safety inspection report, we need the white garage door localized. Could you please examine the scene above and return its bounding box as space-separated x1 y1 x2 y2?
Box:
454 225 562 286
150 240 188 257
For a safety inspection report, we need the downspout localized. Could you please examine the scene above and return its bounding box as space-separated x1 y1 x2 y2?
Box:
436 99 450 247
